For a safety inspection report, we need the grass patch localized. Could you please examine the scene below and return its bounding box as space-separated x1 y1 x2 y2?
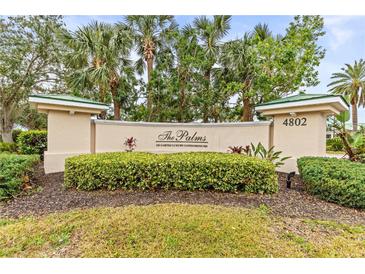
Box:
0 204 365 257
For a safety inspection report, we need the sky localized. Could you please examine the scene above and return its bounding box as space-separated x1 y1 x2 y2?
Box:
63 15 365 123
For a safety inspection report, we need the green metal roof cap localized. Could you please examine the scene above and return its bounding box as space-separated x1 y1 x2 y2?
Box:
29 94 109 106
256 93 349 107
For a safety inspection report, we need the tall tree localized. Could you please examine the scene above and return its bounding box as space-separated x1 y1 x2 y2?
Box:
193 15 231 122
221 16 325 121
63 21 133 120
0 16 66 142
220 23 275 121
328 59 365 131
220 34 256 121
125 16 177 120
253 23 272 40
167 27 206 122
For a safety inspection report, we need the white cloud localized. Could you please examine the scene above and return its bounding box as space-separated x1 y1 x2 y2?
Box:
324 16 353 27
324 16 355 51
329 27 354 50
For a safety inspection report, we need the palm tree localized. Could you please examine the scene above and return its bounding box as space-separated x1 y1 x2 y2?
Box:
328 59 365 131
124 16 177 120
220 34 255 121
253 23 272 41
193 15 231 122
63 21 133 120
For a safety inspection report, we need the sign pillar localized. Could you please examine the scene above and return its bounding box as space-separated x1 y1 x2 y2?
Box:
256 94 349 173
271 112 327 172
29 95 109 173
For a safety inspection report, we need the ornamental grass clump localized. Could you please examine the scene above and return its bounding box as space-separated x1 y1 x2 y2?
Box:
64 152 278 194
298 157 365 209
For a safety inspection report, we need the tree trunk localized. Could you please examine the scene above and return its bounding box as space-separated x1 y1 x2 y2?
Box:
98 111 107 120
110 83 121 121
204 69 210 82
337 128 358 161
203 114 208 123
0 106 14 143
242 96 253 122
178 79 186 122
113 101 121 120
147 57 154 121
99 85 106 103
202 68 211 123
98 84 107 120
352 101 358 131
1 130 13 143
95 58 106 104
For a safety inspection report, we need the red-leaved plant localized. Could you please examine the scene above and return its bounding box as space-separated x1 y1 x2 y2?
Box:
124 137 137 152
228 145 250 154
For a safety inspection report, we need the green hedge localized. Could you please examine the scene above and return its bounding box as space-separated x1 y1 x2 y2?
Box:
17 130 47 158
297 157 365 209
0 153 40 200
0 142 17 153
326 137 343 151
12 129 23 143
65 152 278 194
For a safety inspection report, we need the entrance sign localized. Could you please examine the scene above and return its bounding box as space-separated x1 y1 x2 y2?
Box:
92 119 271 155
156 130 208 148
29 93 348 174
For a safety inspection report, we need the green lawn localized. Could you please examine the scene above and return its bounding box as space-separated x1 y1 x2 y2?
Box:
1 204 365 257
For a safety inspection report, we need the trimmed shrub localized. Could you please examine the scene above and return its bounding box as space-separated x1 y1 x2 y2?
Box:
326 137 343 151
12 129 23 143
0 142 17 153
0 153 40 200
297 157 365 209
65 152 278 194
17 130 47 158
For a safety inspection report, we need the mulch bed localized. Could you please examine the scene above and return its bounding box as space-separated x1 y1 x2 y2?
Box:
1 163 365 225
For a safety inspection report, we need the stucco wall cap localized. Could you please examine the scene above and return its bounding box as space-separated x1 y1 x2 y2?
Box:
255 94 348 114
92 119 272 127
29 94 109 112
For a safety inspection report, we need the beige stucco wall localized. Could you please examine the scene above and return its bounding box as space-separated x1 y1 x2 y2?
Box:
93 120 272 154
44 152 88 174
42 108 330 174
44 111 92 173
272 112 327 172
35 95 347 174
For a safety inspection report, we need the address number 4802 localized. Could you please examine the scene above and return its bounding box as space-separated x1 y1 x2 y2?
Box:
282 117 307 126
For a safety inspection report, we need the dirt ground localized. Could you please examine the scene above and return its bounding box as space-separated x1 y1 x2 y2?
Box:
1 163 365 225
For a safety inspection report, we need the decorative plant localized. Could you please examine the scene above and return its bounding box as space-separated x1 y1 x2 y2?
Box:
326 137 344 152
328 110 365 161
333 121 365 162
229 142 291 167
228 146 243 154
228 145 251 154
124 137 137 152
